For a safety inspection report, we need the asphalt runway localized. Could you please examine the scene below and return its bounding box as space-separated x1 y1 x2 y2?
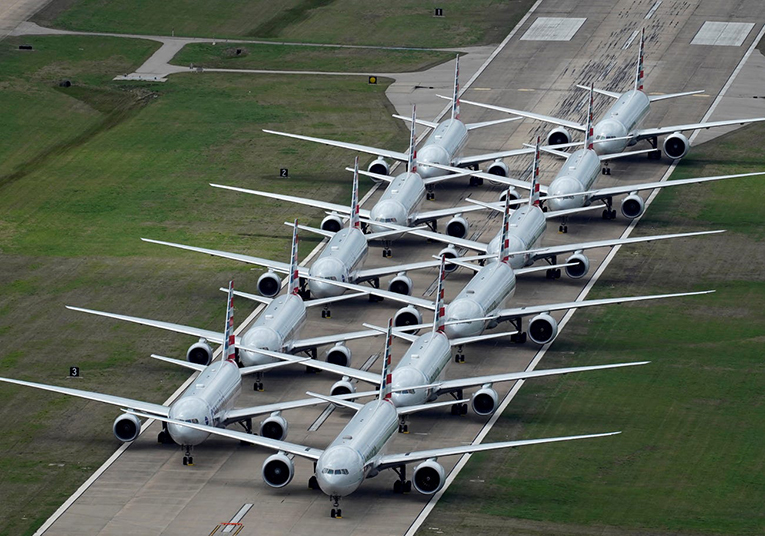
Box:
35 1 765 535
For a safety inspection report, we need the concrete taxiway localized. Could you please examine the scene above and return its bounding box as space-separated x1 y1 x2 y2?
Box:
29 1 765 535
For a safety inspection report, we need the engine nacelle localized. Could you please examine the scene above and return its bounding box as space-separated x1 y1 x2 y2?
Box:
325 344 352 367
528 313 559 345
663 132 690 159
394 305 422 329
388 273 413 296
262 453 295 488
113 413 141 442
187 339 213 366
330 378 356 397
320 212 344 233
487 160 509 177
446 215 468 239
620 193 645 219
438 245 460 274
547 126 571 146
257 271 282 298
368 157 390 178
565 252 590 279
471 386 499 416
259 413 288 441
412 459 446 495
498 187 520 203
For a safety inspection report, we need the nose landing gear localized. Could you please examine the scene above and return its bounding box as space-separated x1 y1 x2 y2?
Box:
253 372 264 392
321 305 331 319
182 445 194 466
330 495 342 518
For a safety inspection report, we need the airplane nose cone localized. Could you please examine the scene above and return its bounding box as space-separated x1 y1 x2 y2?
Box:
308 258 346 298
390 367 428 407
493 235 525 269
444 299 484 339
316 447 364 497
416 146 449 179
370 200 407 236
592 120 627 155
167 397 211 446
546 176 584 212
239 327 281 366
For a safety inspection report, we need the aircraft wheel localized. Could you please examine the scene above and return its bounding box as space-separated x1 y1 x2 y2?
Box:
308 476 319 490
331 508 336 518
394 480 403 493
404 481 412 493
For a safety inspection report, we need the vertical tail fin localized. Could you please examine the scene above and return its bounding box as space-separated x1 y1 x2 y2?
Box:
407 105 418 174
451 55 460 121
635 27 645 91
584 84 595 151
379 318 394 403
499 191 512 264
287 219 301 296
529 135 541 208
350 156 361 230
432 256 447 334
223 280 236 362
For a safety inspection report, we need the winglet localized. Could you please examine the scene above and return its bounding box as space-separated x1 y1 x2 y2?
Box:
407 105 418 174
223 281 236 362
288 219 300 296
380 318 394 403
350 156 361 229
499 191 512 264
635 27 645 92
433 256 447 334
585 84 595 151
451 55 460 121
530 136 541 207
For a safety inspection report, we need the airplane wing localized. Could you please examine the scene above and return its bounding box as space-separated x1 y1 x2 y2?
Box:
464 117 522 131
301 274 436 310
454 96 586 132
493 290 713 325
210 183 370 219
392 114 440 129
129 411 324 461
225 389 381 423
397 227 488 254
0 376 170 417
141 238 299 275
646 90 706 102
513 230 725 264
263 129 409 162
631 118 765 140
67 306 224 343
290 324 398 354
376 431 620 471
411 203 492 226
453 141 582 167
419 161 546 193
354 259 450 282
574 84 622 99
433 361 649 396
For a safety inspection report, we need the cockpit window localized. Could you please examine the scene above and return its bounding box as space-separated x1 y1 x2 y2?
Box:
182 418 199 424
321 468 349 475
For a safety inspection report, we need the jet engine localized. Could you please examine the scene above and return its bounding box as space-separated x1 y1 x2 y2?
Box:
620 194 645 219
330 378 356 397
320 212 344 233
663 132 690 159
388 273 413 296
438 245 460 273
471 386 499 416
487 160 509 177
498 187 520 203
528 313 559 345
412 459 446 495
446 215 469 239
547 126 571 146
262 453 295 488
187 339 213 366
257 271 282 298
368 157 390 178
113 413 141 442
325 344 352 367
565 252 590 279
394 305 422 329
259 413 288 441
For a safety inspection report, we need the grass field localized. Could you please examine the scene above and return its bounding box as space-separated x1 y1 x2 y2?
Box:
0 33 409 536
33 0 536 47
418 124 765 535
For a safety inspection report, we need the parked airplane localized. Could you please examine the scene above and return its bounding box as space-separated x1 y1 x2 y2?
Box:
456 28 765 171
68 224 397 390
405 138 724 275
0 283 367 465
129 319 621 517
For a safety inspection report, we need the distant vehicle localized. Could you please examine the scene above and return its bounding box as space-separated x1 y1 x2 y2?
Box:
457 28 765 172
131 319 621 518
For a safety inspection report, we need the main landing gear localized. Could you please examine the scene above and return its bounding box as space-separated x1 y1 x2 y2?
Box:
321 305 331 319
647 136 662 160
507 318 527 344
392 465 412 494
546 257 561 279
454 345 465 363
601 196 616 220
426 187 436 201
450 389 468 416
601 162 611 175
382 241 392 258
158 423 175 445
330 495 342 518
182 445 194 466
399 416 409 434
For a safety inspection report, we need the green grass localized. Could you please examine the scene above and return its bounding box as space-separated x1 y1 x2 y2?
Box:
34 0 536 47
420 124 765 535
173 43 456 73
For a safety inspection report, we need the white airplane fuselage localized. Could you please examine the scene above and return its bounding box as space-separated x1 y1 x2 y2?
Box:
485 205 547 269
592 90 650 155
315 399 399 497
416 119 470 180
239 294 306 366
390 331 452 407
369 171 426 238
545 149 602 212
444 261 517 339
308 227 368 298
167 359 242 446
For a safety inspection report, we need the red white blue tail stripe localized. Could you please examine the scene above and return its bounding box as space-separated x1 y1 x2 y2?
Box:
407 105 418 174
530 136 541 207
635 27 645 91
288 219 300 296
380 318 394 403
350 156 361 230
585 84 595 151
499 191 512 264
433 255 447 334
451 55 460 121
223 280 236 362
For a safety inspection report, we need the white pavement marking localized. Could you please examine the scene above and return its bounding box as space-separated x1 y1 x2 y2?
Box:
520 17 586 42
403 18 765 536
222 504 253 533
692 22 755 47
